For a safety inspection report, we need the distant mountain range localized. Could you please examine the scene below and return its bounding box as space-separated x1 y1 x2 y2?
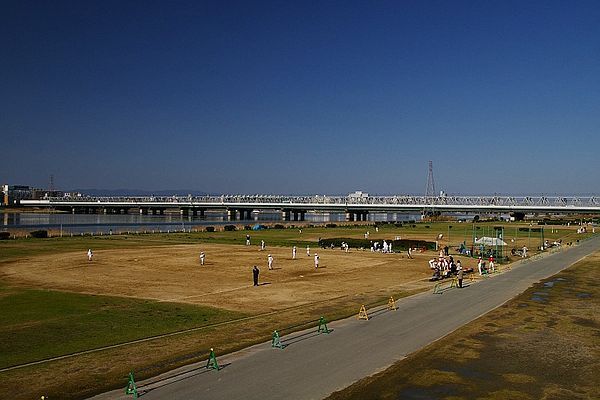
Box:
70 189 213 196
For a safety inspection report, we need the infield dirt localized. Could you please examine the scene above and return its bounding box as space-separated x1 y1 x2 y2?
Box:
1 242 438 313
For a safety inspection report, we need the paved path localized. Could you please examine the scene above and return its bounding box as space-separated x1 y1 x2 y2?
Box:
92 236 600 400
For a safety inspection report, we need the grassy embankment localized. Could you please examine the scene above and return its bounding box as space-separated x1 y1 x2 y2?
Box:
327 247 600 400
0 222 590 399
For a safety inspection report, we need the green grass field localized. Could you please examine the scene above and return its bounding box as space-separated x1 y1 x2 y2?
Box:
0 283 244 368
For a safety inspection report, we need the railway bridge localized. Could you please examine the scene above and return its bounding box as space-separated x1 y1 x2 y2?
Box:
18 195 600 221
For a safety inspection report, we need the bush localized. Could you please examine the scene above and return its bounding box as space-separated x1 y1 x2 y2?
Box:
30 230 48 238
244 225 252 230
205 226 215 232
273 224 285 229
0 232 10 240
224 225 236 231
325 223 337 228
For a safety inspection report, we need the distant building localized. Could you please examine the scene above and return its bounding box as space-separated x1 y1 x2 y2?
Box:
348 191 369 199
1 184 63 206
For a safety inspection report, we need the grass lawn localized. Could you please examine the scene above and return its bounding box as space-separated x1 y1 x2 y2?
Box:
0 283 244 369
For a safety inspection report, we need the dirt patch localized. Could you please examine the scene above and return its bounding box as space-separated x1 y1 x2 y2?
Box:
0 244 444 313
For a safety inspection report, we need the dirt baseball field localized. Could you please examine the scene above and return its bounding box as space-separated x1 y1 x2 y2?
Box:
2 243 444 314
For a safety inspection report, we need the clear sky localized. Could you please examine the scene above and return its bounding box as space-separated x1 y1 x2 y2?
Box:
2 0 599 195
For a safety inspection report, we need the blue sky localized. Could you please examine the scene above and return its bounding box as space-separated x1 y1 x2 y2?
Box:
2 0 599 195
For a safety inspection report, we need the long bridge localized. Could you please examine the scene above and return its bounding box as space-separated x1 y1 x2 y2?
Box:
19 195 600 221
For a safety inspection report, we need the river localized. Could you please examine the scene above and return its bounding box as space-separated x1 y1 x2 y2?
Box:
1 211 423 235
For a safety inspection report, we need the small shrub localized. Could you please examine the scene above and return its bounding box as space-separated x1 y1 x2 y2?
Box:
205 226 215 232
0 232 10 240
224 225 236 231
244 225 252 230
425 225 430 228
325 223 337 228
273 224 285 229
30 230 48 238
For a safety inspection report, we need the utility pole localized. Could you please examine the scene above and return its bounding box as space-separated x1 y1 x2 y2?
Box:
425 161 436 197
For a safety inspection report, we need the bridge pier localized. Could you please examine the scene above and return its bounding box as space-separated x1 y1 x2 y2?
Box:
282 209 291 221
238 209 252 220
180 208 189 216
345 211 355 222
292 210 306 221
227 209 237 221
352 211 368 221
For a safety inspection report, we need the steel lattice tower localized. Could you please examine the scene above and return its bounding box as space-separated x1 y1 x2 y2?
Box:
425 161 436 197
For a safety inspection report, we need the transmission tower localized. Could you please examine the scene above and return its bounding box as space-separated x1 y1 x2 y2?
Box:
425 161 436 197
49 174 55 191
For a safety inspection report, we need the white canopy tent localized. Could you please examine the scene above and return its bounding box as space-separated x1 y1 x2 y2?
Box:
474 236 507 246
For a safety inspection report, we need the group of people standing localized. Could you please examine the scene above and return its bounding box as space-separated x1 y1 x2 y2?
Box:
370 240 392 253
428 253 473 288
477 256 495 275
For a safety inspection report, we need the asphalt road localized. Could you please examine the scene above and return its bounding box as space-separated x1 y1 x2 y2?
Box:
91 236 600 400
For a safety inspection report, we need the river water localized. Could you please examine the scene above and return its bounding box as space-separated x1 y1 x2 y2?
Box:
1 211 422 235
